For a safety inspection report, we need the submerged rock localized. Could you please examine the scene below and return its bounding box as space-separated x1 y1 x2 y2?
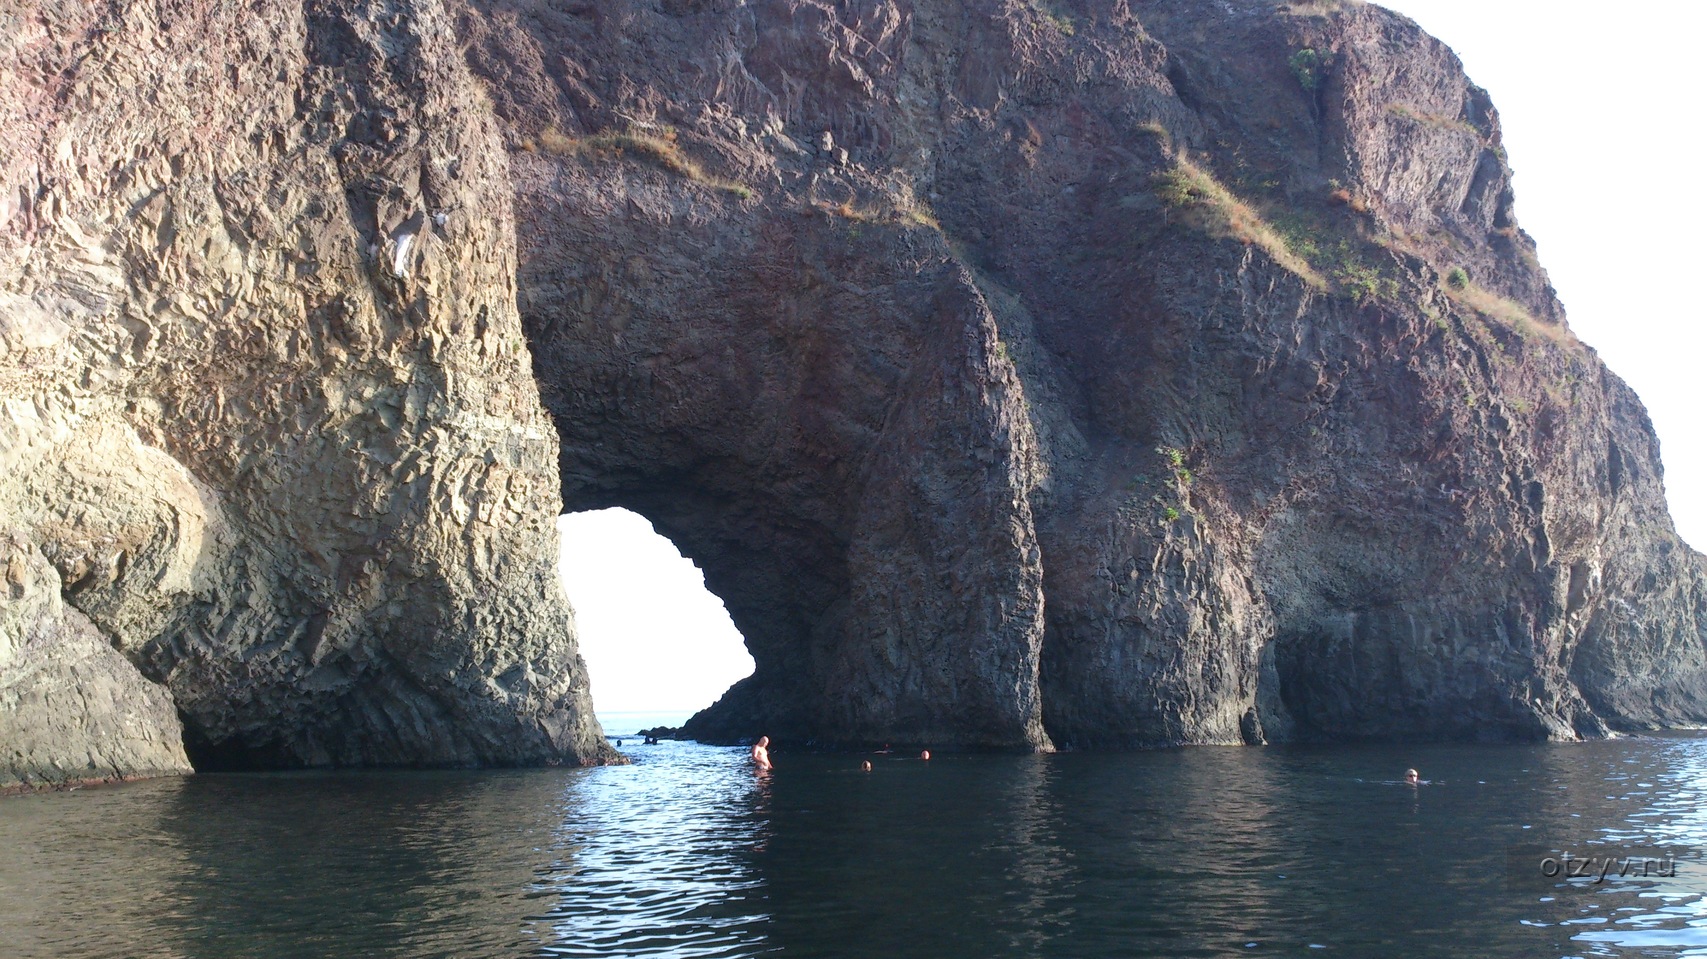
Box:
3 0 1705 784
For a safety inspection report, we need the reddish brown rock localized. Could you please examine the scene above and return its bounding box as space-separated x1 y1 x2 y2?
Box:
464 0 1707 747
3 0 1705 786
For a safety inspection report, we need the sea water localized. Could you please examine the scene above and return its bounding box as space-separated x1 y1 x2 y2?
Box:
6 732 1707 958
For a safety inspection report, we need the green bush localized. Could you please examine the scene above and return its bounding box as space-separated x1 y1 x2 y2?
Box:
1155 446 1194 486
1335 260 1399 302
1028 0 1075 34
1289 48 1327 92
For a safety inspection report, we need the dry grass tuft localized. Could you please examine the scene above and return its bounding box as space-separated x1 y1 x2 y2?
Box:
1278 0 1363 17
1385 103 1479 136
1443 279 1577 348
818 198 942 232
536 125 754 199
1155 157 1325 288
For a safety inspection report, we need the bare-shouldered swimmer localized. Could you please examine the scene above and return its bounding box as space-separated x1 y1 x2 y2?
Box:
751 735 772 772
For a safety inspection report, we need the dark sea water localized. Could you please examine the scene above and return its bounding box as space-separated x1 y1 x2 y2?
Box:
6 733 1707 959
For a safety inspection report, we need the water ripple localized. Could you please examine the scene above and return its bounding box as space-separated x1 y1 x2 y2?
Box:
13 734 1707 956
527 741 775 958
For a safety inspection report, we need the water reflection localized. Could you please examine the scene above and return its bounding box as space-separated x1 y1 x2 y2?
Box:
985 754 1073 956
9 734 1707 957
531 741 773 958
152 772 569 959
0 770 571 959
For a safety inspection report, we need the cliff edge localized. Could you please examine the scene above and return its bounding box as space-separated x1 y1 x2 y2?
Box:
4 0 1705 786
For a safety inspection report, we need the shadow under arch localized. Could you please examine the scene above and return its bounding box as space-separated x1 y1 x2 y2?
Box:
521 181 1052 752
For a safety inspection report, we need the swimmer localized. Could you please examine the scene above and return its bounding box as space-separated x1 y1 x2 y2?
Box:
920 749 931 761
861 760 873 772
1404 768 1419 786
751 735 772 771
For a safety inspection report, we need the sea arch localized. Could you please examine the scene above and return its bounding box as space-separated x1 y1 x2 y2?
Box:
517 181 1052 751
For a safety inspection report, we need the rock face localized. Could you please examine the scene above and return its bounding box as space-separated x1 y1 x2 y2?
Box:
1 531 190 789
2 0 610 787
4 0 1707 783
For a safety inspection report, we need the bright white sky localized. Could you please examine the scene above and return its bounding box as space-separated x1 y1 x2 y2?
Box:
557 509 753 715
560 3 1707 714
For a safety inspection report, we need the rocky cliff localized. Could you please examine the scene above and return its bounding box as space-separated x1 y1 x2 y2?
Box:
5 0 1706 787
1 0 610 788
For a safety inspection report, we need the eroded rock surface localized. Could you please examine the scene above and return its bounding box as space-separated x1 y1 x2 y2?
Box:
463 0 1707 749
2 0 611 786
3 0 1706 784
1 534 190 789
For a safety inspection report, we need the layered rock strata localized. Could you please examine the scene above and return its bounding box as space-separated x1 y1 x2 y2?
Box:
3 0 1705 786
2 0 609 788
464 0 1707 749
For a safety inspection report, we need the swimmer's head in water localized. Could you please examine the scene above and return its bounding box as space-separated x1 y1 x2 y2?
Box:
861 760 872 772
1404 768 1419 783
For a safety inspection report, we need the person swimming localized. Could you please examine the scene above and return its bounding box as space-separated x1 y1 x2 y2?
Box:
751 735 772 771
1404 768 1419 786
861 760 872 772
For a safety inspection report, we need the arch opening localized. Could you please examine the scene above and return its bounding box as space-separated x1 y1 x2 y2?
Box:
556 508 755 740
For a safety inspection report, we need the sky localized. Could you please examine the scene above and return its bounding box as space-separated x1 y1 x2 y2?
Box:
559 2 1707 716
557 509 753 716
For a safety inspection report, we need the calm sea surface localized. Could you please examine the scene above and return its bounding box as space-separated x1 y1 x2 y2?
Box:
7 731 1707 958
